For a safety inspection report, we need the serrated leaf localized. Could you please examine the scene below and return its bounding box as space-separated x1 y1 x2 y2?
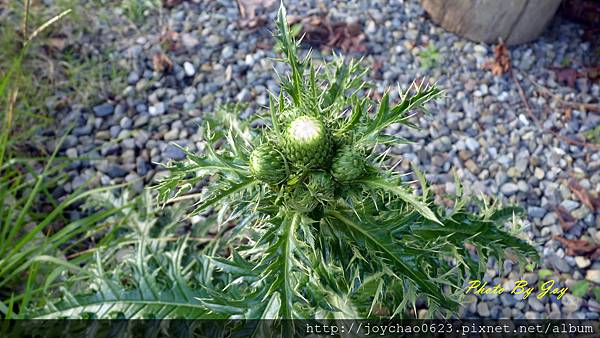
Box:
360 177 441 224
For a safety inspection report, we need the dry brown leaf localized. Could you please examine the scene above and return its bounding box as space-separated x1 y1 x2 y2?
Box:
483 41 511 76
585 66 600 83
255 42 271 49
554 236 600 259
564 107 572 120
46 37 66 51
550 66 600 87
554 205 576 231
159 27 180 51
152 52 173 73
237 0 275 28
163 0 183 9
568 179 600 211
553 67 580 88
289 15 367 53
367 89 382 101
371 58 384 80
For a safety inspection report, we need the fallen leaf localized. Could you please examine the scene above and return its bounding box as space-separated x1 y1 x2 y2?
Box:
371 58 384 80
367 89 382 101
483 41 511 76
564 107 572 120
163 0 183 9
159 27 180 51
554 205 576 231
289 15 367 53
152 52 173 73
568 179 600 211
46 37 66 51
552 67 581 88
554 236 600 259
237 0 275 29
255 42 271 49
584 66 600 83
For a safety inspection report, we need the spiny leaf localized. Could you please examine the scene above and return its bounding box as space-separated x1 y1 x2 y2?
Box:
359 177 441 224
326 210 458 312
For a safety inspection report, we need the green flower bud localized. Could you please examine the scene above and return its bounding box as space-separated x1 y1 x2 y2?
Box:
249 144 287 185
331 145 366 182
287 172 335 212
283 115 332 168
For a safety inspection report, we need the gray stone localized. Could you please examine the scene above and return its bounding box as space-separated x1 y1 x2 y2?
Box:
497 155 511 166
127 72 139 84
98 162 128 178
135 104 147 114
122 138 136 149
515 158 528 173
527 206 546 219
222 45 234 58
93 103 114 117
571 206 590 220
500 294 516 307
149 102 166 116
500 182 519 195
120 116 133 129
575 256 591 269
534 167 545 180
135 130 150 146
100 144 120 156
73 125 92 136
517 180 529 192
109 126 121 138
465 137 479 151
163 144 186 161
524 311 540 319
542 213 557 226
507 167 520 177
560 200 580 212
551 258 571 273
477 302 490 317
134 115 149 128
586 270 600 284
181 33 199 48
136 158 149 176
164 129 179 141
561 294 582 313
236 88 251 102
528 297 545 312
66 148 78 159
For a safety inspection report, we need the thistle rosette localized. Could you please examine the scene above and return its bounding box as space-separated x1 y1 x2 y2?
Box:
283 115 332 168
151 2 539 325
249 143 287 185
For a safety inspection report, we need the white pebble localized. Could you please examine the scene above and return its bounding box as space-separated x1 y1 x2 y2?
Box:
183 61 195 77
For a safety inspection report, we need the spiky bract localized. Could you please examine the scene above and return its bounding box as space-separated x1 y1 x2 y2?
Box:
283 115 332 168
249 143 287 184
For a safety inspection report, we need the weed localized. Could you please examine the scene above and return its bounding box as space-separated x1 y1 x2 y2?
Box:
418 43 442 70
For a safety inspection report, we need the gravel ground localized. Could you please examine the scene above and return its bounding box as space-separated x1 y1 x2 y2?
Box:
42 0 599 319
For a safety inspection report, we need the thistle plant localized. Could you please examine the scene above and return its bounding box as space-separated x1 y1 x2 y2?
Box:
155 4 538 321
